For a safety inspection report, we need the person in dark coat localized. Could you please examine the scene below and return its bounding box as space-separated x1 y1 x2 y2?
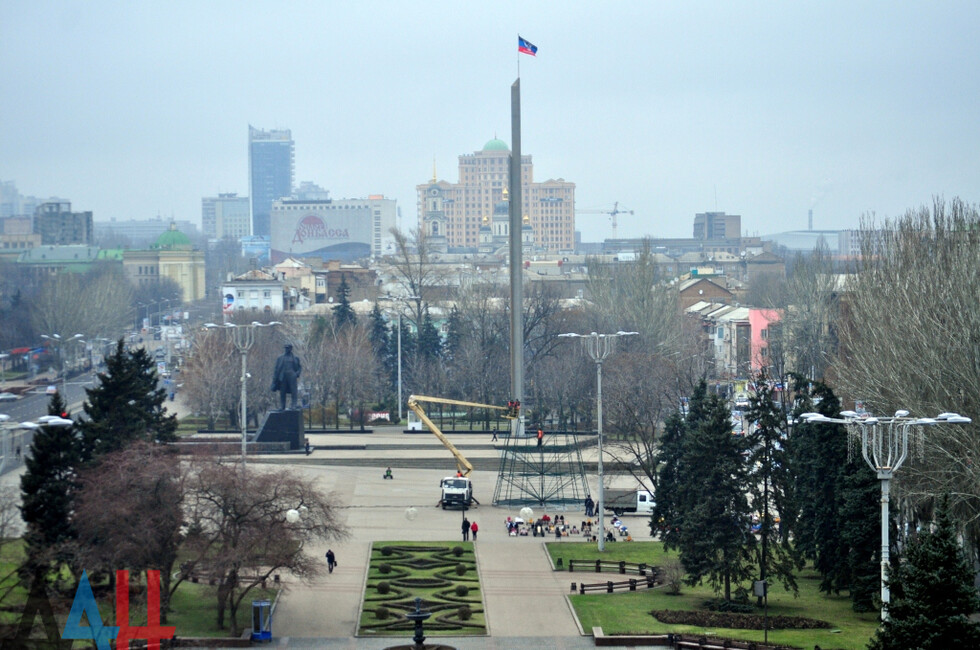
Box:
325 549 337 573
462 516 470 541
271 344 302 410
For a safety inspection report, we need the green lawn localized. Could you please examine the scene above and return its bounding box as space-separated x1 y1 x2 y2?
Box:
358 541 486 637
546 542 879 650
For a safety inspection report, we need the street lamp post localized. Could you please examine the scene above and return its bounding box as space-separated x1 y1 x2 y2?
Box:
204 321 281 465
559 331 638 551
802 409 971 620
40 333 84 397
383 295 419 424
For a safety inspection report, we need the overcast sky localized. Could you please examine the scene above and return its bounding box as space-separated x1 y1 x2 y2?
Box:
3 2 979 241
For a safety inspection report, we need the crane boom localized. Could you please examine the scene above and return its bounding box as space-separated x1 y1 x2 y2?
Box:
575 201 633 239
406 395 507 477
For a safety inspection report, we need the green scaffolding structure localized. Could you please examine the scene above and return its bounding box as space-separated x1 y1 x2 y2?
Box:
492 431 591 507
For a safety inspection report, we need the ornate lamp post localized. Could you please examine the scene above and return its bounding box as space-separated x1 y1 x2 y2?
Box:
204 321 280 465
558 331 637 551
802 409 971 620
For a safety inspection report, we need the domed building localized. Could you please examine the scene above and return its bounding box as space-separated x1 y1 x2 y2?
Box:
417 138 575 254
122 221 206 301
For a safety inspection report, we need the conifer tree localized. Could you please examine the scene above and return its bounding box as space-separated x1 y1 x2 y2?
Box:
78 339 177 460
20 392 80 575
650 410 686 546
674 380 755 601
745 370 800 599
416 308 442 360
868 496 980 649
332 275 356 330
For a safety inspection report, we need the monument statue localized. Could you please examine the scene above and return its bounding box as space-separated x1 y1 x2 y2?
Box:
271 343 302 410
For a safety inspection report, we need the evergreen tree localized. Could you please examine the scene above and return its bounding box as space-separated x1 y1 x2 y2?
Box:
332 275 357 330
745 370 800 598
444 305 464 363
78 339 177 460
675 380 755 601
20 392 80 575
368 303 392 366
788 378 879 611
417 308 442 360
650 410 686 546
868 496 980 649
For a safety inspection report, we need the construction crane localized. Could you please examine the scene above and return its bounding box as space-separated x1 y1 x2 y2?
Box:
575 201 633 239
406 395 515 477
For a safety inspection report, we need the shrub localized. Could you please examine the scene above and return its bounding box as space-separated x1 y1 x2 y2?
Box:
375 606 390 620
452 546 464 556
376 581 390 594
455 584 469 597
379 563 392 574
703 598 754 614
455 563 467 576
381 546 393 556
457 605 472 621
661 557 683 595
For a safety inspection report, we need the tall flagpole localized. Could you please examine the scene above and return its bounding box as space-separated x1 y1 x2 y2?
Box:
509 77 524 426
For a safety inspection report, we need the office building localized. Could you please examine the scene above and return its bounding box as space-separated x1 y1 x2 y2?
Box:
249 125 294 239
694 211 741 240
34 201 93 245
202 193 250 240
94 216 200 248
417 138 576 253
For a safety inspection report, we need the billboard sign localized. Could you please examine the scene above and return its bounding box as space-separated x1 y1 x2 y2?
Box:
271 206 371 263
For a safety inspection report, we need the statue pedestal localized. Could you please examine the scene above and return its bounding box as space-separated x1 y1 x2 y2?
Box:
256 410 304 450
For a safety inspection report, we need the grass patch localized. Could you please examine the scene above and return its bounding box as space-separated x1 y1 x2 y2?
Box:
358 541 485 637
547 541 878 650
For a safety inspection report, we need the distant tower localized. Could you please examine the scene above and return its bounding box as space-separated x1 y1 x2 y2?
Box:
248 126 294 239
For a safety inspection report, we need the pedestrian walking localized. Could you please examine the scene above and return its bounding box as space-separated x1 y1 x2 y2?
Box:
462 516 470 541
325 549 337 573
537 427 543 447
470 520 479 540
491 429 498 442
584 494 594 517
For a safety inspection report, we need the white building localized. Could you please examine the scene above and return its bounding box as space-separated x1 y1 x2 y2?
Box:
269 195 396 263
220 269 286 317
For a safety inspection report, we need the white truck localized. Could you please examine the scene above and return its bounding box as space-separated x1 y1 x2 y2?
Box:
603 489 655 516
439 476 475 509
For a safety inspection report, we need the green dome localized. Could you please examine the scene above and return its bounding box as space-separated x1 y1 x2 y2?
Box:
154 223 192 249
483 138 509 151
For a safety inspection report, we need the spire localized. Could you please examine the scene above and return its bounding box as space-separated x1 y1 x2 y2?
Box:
431 157 437 183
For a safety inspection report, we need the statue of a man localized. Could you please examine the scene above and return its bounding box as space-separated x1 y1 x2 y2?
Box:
271 343 302 410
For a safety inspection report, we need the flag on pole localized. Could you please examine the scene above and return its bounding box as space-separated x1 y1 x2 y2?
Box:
518 36 538 56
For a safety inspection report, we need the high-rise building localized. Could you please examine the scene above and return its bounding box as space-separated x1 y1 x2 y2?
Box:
202 193 250 240
34 201 93 245
693 211 741 240
249 125 294 239
417 138 576 253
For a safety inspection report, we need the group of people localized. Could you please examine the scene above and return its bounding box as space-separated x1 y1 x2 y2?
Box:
461 516 479 541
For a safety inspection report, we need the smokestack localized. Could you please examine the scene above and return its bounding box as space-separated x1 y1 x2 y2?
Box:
808 209 813 231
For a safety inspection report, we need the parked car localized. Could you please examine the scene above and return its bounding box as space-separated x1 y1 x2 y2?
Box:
0 392 18 402
45 385 58 395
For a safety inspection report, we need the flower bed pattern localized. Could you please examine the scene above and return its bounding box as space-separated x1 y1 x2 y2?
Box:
359 542 486 636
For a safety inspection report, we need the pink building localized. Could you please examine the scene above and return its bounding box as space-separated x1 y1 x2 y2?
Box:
748 308 782 373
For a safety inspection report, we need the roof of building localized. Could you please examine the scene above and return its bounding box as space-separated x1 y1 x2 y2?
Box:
483 138 509 152
154 222 192 250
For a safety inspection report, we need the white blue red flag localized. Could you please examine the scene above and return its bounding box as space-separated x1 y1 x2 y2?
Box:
518 36 537 56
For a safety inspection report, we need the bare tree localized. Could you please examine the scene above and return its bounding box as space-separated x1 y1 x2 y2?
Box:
777 242 840 381
0 487 22 607
384 227 445 325
180 328 239 429
834 198 980 558
72 443 187 622
184 458 348 635
30 263 134 339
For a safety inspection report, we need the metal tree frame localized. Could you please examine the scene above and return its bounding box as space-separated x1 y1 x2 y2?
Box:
802 409 971 620
491 431 591 507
